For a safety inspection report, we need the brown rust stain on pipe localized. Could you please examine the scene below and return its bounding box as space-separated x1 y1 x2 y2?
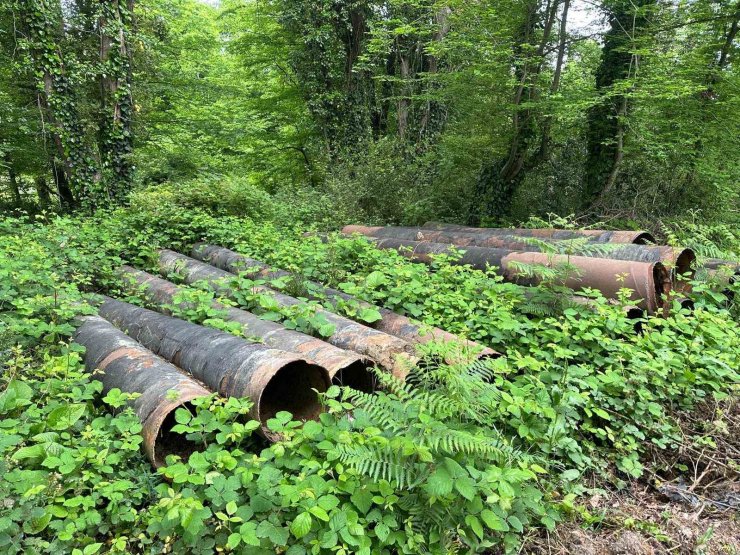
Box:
97 297 330 439
190 244 497 362
118 266 376 392
419 222 656 244
501 251 668 314
158 250 418 378
74 315 212 467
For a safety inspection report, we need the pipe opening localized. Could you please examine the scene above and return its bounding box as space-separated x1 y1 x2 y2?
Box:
331 360 377 392
625 307 645 320
675 249 697 281
633 232 656 245
152 401 199 467
652 263 670 302
259 361 328 433
678 298 695 311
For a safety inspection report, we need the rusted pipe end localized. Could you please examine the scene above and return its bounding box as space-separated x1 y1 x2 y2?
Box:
628 232 656 245
144 397 202 467
652 262 673 315
674 248 696 280
256 360 330 440
331 359 377 391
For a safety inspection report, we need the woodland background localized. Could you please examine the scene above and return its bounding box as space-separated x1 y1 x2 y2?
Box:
0 0 738 226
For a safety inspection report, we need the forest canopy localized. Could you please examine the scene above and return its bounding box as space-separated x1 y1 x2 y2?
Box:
0 0 738 226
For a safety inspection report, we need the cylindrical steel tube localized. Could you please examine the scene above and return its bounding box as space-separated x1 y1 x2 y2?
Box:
420 222 656 244
118 266 376 392
74 315 212 467
342 225 694 279
703 258 740 274
190 244 498 361
158 250 418 377
97 297 330 439
350 236 669 313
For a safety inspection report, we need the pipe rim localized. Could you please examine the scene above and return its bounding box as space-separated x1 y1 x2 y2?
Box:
331 359 377 392
257 360 329 439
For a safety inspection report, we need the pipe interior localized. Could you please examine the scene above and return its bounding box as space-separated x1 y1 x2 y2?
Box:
260 361 328 427
675 249 697 280
625 307 645 320
652 263 670 301
153 401 199 466
633 232 656 245
331 360 377 392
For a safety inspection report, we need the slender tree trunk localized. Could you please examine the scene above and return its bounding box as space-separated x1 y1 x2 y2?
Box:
469 0 553 224
419 6 452 138
538 0 570 160
51 158 75 208
19 0 101 208
583 0 655 212
99 0 135 202
35 176 52 206
6 154 21 205
397 41 411 141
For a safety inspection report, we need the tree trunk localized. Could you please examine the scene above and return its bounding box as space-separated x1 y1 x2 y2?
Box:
469 0 552 224
583 0 655 211
35 176 52 206
5 154 21 205
20 0 101 208
99 0 135 202
50 157 76 208
538 0 570 160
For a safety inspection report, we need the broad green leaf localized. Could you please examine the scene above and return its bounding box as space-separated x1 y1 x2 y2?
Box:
290 512 312 539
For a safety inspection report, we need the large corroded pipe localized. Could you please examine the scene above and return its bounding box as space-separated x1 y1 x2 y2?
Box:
157 250 417 377
97 297 330 439
703 258 740 275
74 315 212 467
343 225 694 279
346 236 669 313
421 222 656 245
118 266 376 392
190 244 497 361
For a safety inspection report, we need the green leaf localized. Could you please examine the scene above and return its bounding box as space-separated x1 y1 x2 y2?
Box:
424 465 453 497
364 271 386 289
351 488 373 514
83 543 103 555
465 515 484 539
358 307 382 323
480 509 509 532
227 532 241 549
507 515 524 533
47 404 86 430
290 512 312 539
0 379 33 414
454 476 477 501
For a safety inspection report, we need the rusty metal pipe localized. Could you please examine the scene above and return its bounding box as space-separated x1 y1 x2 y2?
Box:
118 266 376 392
342 225 694 280
97 297 330 439
344 236 669 313
420 222 656 244
190 244 497 361
73 315 212 467
157 250 417 378
703 258 740 275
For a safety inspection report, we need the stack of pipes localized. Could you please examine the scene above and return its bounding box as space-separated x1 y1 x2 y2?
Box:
339 223 704 315
75 243 499 467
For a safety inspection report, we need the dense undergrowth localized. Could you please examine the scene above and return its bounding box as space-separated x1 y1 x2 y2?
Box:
1 189 739 553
